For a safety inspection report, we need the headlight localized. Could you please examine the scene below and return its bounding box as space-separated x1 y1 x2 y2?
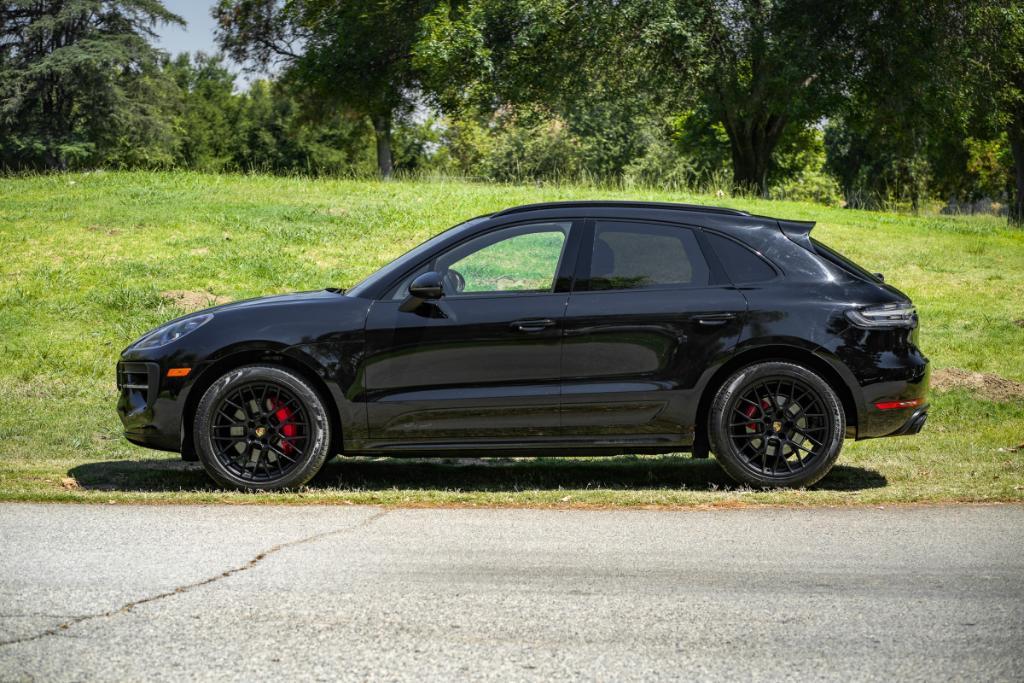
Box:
133 314 213 349
845 303 917 329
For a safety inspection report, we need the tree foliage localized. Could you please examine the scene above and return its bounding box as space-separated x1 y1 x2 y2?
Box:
965 0 1024 224
0 0 183 170
214 0 439 176
0 0 1021 224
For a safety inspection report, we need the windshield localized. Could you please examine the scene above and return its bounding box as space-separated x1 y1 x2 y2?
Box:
345 216 490 298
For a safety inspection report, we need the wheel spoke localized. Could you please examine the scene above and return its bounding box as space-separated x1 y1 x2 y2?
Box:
793 430 823 448
732 407 758 421
777 448 793 473
790 440 816 457
791 443 806 467
734 431 767 440
267 443 297 463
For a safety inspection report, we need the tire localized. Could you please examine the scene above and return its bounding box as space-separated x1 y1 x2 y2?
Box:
193 365 332 490
708 361 845 488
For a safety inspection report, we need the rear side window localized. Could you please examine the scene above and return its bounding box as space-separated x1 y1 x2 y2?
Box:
705 232 776 283
586 221 710 291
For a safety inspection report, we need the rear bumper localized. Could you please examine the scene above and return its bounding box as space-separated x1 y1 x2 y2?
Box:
853 354 930 439
888 405 928 436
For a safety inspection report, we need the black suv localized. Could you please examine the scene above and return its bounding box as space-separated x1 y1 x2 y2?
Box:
117 201 929 490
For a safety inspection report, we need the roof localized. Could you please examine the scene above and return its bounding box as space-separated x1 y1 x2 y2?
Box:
493 200 750 218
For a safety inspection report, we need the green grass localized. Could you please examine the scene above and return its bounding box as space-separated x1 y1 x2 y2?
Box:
1 170 1023 507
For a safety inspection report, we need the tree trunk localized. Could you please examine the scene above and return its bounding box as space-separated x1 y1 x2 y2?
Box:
1009 112 1024 227
722 112 787 196
372 112 394 178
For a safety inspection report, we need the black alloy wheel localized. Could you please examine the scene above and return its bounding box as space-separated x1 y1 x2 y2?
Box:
210 381 309 481
194 365 331 490
709 361 845 488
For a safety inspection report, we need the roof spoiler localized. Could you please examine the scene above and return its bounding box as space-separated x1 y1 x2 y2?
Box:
777 219 815 251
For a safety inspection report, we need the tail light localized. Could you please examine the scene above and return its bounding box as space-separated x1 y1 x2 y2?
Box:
846 303 917 329
875 398 925 410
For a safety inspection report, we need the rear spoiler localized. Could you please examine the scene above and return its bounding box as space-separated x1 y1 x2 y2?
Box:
777 219 815 251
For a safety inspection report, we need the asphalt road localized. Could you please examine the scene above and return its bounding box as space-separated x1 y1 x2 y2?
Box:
1 504 1022 682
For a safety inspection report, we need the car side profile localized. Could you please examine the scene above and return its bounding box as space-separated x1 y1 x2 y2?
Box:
117 201 929 490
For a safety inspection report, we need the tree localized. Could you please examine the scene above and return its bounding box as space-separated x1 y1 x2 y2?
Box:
666 0 857 194
419 0 858 195
214 0 439 177
823 1 977 211
968 1 1024 226
165 53 241 170
0 0 182 170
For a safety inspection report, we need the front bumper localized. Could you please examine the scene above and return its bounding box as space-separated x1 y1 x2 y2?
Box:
116 359 193 453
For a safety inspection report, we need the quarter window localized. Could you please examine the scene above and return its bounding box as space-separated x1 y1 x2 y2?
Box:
586 221 709 291
705 232 776 283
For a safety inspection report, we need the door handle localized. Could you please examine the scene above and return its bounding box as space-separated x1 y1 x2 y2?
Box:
695 313 737 326
512 318 556 332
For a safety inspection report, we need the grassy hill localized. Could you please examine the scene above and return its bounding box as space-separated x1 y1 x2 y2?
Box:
1 171 1022 506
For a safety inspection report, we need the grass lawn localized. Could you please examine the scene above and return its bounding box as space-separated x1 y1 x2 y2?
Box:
1 170 1023 507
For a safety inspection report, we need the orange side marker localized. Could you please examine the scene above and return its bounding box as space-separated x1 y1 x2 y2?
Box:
166 367 191 378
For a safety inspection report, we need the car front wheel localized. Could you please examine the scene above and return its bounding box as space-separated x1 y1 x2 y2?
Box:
193 365 331 490
708 361 845 488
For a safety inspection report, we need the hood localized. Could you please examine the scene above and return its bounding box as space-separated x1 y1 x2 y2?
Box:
199 288 345 315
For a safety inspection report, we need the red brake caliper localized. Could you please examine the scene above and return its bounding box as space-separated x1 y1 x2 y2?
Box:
271 399 297 455
743 403 759 431
743 399 771 432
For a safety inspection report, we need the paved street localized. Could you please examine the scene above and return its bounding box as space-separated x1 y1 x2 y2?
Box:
1 503 1022 681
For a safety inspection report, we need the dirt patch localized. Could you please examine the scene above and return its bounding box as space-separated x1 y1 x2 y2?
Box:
161 290 231 311
931 367 1024 402
1013 319 1024 328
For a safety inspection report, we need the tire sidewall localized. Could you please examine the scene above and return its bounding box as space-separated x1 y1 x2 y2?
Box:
709 361 845 488
193 365 331 490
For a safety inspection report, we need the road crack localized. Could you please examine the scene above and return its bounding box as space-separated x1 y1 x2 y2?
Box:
0 508 389 648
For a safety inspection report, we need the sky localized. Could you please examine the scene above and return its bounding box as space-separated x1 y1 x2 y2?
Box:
154 1 256 86
153 1 220 58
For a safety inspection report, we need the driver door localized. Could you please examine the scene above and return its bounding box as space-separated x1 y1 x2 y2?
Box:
362 220 581 445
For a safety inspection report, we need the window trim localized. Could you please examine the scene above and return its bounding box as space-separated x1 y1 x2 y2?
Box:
810 237 879 283
571 218 724 293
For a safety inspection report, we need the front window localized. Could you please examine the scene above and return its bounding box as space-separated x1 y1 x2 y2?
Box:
391 222 571 298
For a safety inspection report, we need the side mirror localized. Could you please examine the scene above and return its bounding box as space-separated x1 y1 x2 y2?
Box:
409 271 444 300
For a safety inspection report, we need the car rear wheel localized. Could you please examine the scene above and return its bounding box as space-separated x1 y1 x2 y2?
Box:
193 365 331 490
708 361 845 488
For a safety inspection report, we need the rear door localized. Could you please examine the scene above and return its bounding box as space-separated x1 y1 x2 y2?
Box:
560 219 747 443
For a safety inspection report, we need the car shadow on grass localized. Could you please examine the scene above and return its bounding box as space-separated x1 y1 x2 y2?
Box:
68 456 887 494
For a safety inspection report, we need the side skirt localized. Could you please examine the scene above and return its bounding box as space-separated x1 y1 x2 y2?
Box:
342 434 693 459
